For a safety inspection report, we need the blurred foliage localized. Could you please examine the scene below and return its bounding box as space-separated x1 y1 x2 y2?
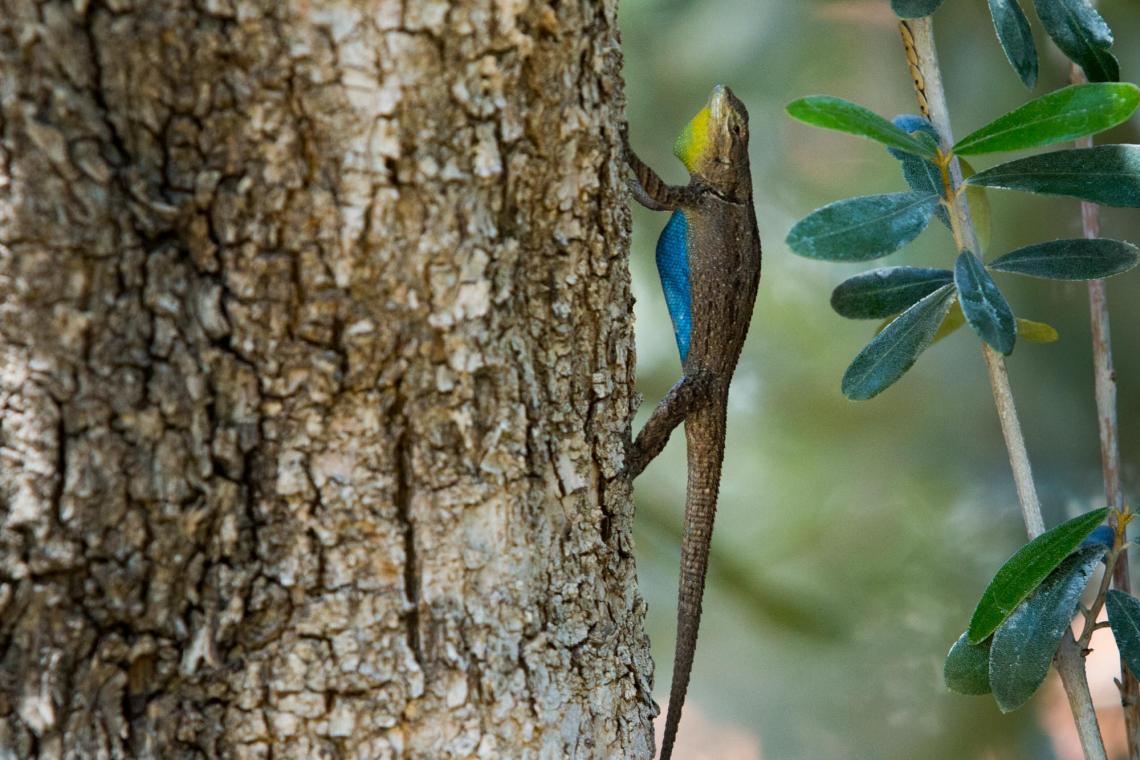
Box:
621 0 1140 758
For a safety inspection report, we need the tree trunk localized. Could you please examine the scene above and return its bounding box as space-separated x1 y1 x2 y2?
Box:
0 1 652 757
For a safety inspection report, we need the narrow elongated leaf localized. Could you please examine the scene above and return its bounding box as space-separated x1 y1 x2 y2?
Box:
968 507 1110 643
830 267 953 319
896 151 945 197
967 145 1140 207
954 84 1140 155
786 97 937 157
786 192 940 262
1032 0 1119 83
1107 590 1140 681
841 284 955 400
945 632 992 695
988 0 1038 89
955 252 1017 355
1017 319 1059 343
888 116 952 228
990 239 1140 280
989 545 1105 712
881 301 1026 346
886 137 993 251
892 0 945 18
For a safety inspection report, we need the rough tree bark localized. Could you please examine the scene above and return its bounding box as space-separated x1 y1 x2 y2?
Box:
0 1 653 757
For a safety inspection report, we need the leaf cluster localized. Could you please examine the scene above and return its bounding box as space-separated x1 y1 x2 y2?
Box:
786 83 1140 399
944 509 1110 712
894 0 1120 88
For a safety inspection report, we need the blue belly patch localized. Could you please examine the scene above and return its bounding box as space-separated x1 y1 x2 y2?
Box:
655 210 693 362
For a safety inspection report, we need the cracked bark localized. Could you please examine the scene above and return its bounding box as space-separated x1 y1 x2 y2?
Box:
0 1 653 758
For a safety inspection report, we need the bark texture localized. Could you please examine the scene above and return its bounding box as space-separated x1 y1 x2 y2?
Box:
0 1 653 757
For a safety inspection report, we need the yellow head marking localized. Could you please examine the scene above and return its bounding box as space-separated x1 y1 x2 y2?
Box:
673 106 711 172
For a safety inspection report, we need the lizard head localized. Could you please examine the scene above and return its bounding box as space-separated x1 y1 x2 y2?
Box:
672 84 751 199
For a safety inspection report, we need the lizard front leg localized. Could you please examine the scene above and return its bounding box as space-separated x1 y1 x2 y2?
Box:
628 371 713 479
624 132 694 211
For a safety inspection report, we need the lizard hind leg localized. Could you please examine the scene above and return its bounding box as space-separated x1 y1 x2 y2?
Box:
628 371 712 479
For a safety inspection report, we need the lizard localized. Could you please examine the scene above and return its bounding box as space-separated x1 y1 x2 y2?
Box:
624 84 761 760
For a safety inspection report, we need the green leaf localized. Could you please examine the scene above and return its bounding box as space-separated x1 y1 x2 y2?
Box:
897 153 945 199
786 96 937 158
786 192 940 262
1106 590 1140 681
990 239 1140 280
954 84 1140 155
945 632 992 695
1018 318 1059 343
988 0 1038 89
989 545 1106 712
966 145 1140 207
830 267 953 319
968 507 1110 643
841 284 955 400
887 116 953 229
955 252 1017 355
892 0 945 18
1032 0 1119 83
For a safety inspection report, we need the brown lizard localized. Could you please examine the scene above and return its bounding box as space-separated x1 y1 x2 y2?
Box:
625 84 761 759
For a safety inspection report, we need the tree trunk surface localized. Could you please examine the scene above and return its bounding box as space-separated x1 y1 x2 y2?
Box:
0 1 652 757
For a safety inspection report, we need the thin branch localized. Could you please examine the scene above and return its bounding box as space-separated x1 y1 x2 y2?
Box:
1078 547 1119 650
1070 58 1140 758
898 18 1106 760
980 348 1046 538
898 19 1045 537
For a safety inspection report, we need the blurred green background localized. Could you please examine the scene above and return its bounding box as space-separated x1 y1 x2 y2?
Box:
621 1 1140 758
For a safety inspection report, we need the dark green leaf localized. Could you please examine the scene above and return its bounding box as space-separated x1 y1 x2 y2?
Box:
892 0 945 18
841 284 955 400
988 0 1038 88
885 139 993 251
966 145 1140 207
954 84 1140 155
1106 590 1140 681
990 239 1140 280
968 507 1110 643
989 545 1106 712
888 116 952 228
945 632 992 695
955 252 1017 355
786 192 940 262
1032 0 1119 83
897 153 944 197
786 96 937 157
831 267 953 319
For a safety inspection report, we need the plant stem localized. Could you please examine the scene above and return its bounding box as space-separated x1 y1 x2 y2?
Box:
1070 58 1140 758
1079 545 1121 650
898 18 1107 760
979 347 1046 537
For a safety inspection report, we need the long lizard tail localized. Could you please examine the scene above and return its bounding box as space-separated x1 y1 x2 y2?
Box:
659 395 727 760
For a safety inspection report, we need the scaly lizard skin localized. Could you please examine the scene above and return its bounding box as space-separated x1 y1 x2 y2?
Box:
625 85 761 760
